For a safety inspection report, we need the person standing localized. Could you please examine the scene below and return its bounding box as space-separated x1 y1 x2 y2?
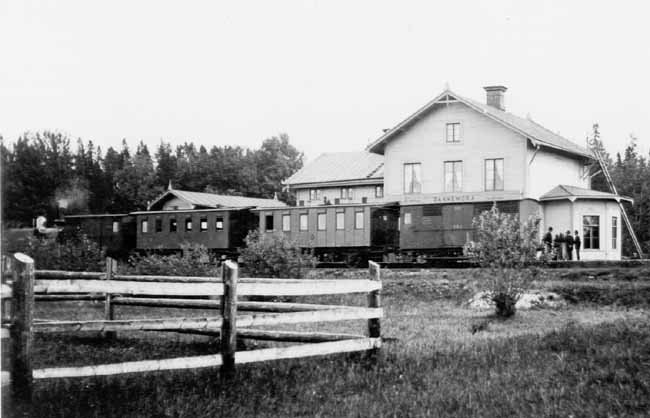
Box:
574 230 581 261
543 227 554 253
565 230 574 260
558 232 566 260
553 233 561 260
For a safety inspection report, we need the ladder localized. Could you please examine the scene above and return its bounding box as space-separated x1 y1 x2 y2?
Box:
588 124 644 258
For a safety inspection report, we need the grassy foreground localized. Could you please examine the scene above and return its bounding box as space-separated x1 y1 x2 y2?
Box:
4 268 650 417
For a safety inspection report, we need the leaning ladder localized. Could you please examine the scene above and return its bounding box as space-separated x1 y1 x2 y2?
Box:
588 124 644 258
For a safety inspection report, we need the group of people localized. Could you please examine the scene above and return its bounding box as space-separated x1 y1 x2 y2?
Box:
543 227 581 261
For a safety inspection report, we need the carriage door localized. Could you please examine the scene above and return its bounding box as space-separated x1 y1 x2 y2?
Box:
442 205 474 247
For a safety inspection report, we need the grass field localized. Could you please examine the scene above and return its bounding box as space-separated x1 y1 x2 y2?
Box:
4 267 650 418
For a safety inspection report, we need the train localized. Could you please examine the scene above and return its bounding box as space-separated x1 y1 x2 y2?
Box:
46 199 527 265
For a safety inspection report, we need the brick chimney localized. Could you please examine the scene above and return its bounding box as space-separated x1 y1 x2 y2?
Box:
484 85 507 111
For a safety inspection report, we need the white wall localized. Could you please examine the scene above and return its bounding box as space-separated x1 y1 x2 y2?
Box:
543 199 621 260
526 147 590 200
294 184 384 206
382 102 527 202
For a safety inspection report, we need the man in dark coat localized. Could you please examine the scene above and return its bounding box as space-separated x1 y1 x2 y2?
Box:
543 227 553 253
574 230 581 261
565 230 574 260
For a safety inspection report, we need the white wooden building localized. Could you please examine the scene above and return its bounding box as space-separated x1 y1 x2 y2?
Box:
288 86 630 260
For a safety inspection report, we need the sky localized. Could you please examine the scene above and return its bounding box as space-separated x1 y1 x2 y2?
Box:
1 0 649 163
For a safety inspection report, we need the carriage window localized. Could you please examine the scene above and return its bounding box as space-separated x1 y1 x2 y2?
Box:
265 215 274 231
336 212 345 230
317 213 326 230
485 158 504 191
215 217 224 230
141 219 148 233
155 218 162 233
404 212 412 225
299 214 308 231
200 217 208 231
169 218 177 232
612 217 617 249
355 211 364 229
112 221 120 233
404 163 421 194
375 185 383 198
185 218 193 231
282 214 291 232
583 215 600 249
309 189 320 201
340 188 353 200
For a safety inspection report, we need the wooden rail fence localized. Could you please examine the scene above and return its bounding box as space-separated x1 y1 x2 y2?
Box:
0 253 383 401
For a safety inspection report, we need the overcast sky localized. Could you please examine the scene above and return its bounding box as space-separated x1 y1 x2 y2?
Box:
1 0 649 163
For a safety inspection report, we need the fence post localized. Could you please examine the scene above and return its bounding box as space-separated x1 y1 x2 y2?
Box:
367 261 381 358
220 260 238 378
10 253 34 402
104 257 116 339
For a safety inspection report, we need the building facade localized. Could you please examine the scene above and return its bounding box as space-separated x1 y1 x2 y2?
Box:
289 85 628 260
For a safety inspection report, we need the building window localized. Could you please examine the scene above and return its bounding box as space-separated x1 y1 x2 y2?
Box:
403 163 422 194
309 189 320 201
141 219 148 233
446 122 461 143
336 212 345 230
444 161 463 192
282 214 291 232
340 187 353 200
583 215 600 249
612 217 618 249
355 211 364 229
265 215 274 231
485 158 504 191
404 212 412 225
215 217 223 230
185 217 193 231
155 218 162 233
375 185 384 198
170 218 177 232
112 221 120 233
299 214 308 231
200 217 208 231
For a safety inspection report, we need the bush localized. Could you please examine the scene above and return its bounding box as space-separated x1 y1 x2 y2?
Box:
463 204 549 317
24 233 106 271
239 230 316 278
123 244 220 277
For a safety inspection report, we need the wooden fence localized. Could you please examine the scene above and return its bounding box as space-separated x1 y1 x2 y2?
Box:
0 253 382 401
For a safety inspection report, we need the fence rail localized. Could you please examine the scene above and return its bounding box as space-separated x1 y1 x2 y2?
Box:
1 254 383 401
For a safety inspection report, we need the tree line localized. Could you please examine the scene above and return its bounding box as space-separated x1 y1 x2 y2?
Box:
1 132 303 227
591 131 650 257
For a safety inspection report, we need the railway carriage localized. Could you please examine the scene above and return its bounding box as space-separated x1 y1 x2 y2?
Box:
132 208 258 256
255 203 399 263
62 214 136 258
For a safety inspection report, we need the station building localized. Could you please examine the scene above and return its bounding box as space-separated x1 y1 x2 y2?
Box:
286 85 630 260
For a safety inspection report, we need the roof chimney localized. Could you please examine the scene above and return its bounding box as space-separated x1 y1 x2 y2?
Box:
483 85 507 111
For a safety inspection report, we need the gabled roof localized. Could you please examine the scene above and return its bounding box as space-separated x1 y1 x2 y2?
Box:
284 152 384 186
366 89 595 160
148 189 285 211
540 185 632 203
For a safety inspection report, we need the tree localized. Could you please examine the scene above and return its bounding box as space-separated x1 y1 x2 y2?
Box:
464 205 548 317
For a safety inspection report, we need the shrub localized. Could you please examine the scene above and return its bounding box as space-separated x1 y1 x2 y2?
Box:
239 230 316 278
23 233 106 271
463 204 549 317
123 244 220 277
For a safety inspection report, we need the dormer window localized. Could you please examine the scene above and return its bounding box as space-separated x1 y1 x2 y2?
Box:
446 122 461 143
